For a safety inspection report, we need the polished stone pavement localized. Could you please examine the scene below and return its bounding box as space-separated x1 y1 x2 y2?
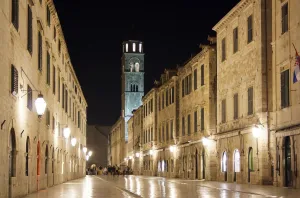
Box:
24 175 300 198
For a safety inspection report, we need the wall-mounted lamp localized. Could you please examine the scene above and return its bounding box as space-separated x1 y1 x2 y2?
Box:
135 152 140 158
83 147 87 153
35 93 47 118
71 137 77 146
63 127 71 139
88 151 93 157
149 149 154 155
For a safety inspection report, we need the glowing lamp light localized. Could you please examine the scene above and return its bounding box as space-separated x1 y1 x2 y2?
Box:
124 157 128 161
202 137 209 146
88 151 93 157
35 93 46 117
86 155 89 161
170 146 176 153
63 127 71 139
83 147 87 153
129 156 133 160
71 138 77 146
252 125 261 138
149 149 154 155
135 152 140 158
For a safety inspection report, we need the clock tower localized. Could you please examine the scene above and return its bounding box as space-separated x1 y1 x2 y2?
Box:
121 40 144 142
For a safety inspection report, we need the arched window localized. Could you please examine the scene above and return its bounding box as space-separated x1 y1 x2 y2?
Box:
130 84 133 92
234 149 240 172
125 43 128 52
158 161 161 172
9 128 16 177
37 141 40 175
248 147 254 171
136 85 139 92
45 145 49 174
139 43 142 53
132 43 136 52
221 151 227 172
26 136 30 176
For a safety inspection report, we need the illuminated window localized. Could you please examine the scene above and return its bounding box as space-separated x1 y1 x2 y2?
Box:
133 43 136 52
125 43 128 52
139 43 142 52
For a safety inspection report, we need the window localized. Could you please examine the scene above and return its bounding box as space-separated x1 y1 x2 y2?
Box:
221 152 227 172
126 43 128 52
45 146 48 174
27 5 33 54
170 120 173 139
52 116 55 132
222 99 226 123
58 73 60 102
166 122 169 141
234 94 238 120
158 128 161 142
181 79 184 97
182 117 185 136
194 111 197 133
162 124 165 142
201 108 204 131
194 69 197 90
53 66 56 94
12 0 19 30
162 92 164 109
248 147 254 171
139 43 142 52
166 89 169 106
171 87 175 104
46 51 50 85
62 83 65 108
247 15 253 43
58 40 61 55
188 74 192 93
38 32 43 71
133 43 136 52
233 27 238 53
201 65 204 86
53 26 56 40
248 87 253 115
46 109 50 126
65 90 68 113
282 3 288 34
47 5 51 26
11 65 18 96
222 38 226 62
158 95 161 111
27 85 32 110
281 70 290 108
187 114 191 135
78 111 81 128
151 99 153 112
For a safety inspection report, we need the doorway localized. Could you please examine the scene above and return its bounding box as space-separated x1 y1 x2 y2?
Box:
248 147 253 183
233 149 240 182
222 151 227 181
9 128 16 198
202 149 206 179
284 136 292 187
195 149 198 179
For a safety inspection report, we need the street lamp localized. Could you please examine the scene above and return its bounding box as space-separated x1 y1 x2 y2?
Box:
35 93 46 117
83 147 87 154
202 137 209 146
88 151 93 157
135 152 140 158
63 127 71 139
86 155 89 161
71 137 77 146
149 149 154 155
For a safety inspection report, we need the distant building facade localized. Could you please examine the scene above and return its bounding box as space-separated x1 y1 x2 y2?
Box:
86 125 110 168
0 0 88 197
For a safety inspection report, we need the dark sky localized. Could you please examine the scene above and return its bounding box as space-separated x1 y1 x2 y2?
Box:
52 0 239 125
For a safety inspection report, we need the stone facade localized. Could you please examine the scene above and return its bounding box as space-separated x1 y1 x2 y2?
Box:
0 0 87 197
212 0 273 185
271 0 300 188
110 118 124 166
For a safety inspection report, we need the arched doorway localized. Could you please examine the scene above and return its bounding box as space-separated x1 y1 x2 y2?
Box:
284 136 292 187
37 141 40 190
26 137 30 176
52 147 54 186
202 149 206 179
233 149 240 182
195 149 198 179
9 128 16 198
248 147 254 183
45 145 49 187
221 151 227 181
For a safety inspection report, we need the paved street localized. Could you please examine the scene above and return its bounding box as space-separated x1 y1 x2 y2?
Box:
24 175 300 198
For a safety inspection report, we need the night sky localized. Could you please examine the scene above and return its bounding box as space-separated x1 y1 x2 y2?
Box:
52 0 239 125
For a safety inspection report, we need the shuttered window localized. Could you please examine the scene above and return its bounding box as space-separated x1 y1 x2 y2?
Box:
47 5 51 26
171 87 175 104
12 0 19 30
27 5 33 54
162 92 164 109
52 117 55 132
194 69 197 90
46 51 50 85
11 65 18 96
182 117 185 136
62 83 64 108
248 87 254 115
58 40 61 55
222 99 226 123
46 109 50 126
170 120 173 139
187 114 191 135
65 90 68 113
53 26 56 41
162 124 164 142
222 38 226 62
201 108 204 131
281 70 290 108
188 74 192 94
282 3 288 34
166 89 169 106
194 111 197 133
182 79 184 97
233 27 238 53
53 66 56 94
158 95 161 111
38 32 43 71
166 122 169 141
201 65 204 86
247 15 253 43
234 94 238 120
27 85 32 111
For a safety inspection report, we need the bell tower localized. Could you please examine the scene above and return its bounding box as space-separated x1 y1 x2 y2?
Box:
121 40 144 142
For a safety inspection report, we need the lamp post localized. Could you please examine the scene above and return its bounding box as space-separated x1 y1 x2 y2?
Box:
35 93 47 118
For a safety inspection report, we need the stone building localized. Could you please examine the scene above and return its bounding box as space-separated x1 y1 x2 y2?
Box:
212 0 273 185
86 125 110 168
0 0 87 197
131 106 143 175
271 0 300 188
110 118 124 166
